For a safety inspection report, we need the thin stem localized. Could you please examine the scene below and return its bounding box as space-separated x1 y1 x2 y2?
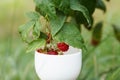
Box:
93 55 99 80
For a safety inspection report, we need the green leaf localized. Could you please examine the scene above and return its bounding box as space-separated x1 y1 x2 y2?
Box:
33 21 42 39
112 24 120 42
49 13 66 36
26 11 40 20
55 22 85 49
79 0 96 15
39 32 48 39
75 12 86 24
34 0 56 18
70 0 91 27
92 21 103 41
27 38 46 53
52 0 70 14
84 16 94 30
91 22 103 46
19 20 35 43
96 0 106 12
75 12 94 29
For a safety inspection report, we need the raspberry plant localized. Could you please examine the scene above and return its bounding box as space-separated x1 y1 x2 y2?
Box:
19 0 120 53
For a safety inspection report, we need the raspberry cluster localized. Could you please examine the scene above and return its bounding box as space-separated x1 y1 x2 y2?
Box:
37 42 69 55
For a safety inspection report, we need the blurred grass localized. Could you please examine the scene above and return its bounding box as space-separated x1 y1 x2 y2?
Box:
0 0 120 80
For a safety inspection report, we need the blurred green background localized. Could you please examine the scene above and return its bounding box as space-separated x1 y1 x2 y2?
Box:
0 0 120 80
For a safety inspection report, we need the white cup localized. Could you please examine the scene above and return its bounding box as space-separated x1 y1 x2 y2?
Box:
35 46 82 80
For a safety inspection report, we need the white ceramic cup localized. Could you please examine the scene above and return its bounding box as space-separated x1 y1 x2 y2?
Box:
35 46 82 80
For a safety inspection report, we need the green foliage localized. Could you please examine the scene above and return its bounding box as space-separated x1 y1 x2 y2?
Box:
96 0 106 12
27 39 46 53
70 0 92 27
55 22 85 49
19 20 36 43
49 12 66 36
34 0 56 18
92 21 103 41
79 0 96 15
19 12 41 43
106 67 120 80
26 11 40 20
1 0 120 80
112 24 120 42
20 0 99 52
91 22 103 46
32 21 41 39
52 0 70 14
18 0 118 55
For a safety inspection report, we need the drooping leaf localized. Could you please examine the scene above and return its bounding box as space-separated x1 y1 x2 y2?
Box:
79 0 96 15
52 0 70 14
91 21 103 46
55 22 85 49
106 0 110 2
49 12 66 36
96 0 106 12
18 20 35 43
75 11 94 29
75 0 96 29
34 0 56 18
26 11 40 20
27 38 46 53
112 24 120 42
84 16 94 30
70 0 92 27
75 12 87 24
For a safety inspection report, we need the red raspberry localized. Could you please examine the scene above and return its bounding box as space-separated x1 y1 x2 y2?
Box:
57 42 69 52
47 50 58 55
37 49 43 53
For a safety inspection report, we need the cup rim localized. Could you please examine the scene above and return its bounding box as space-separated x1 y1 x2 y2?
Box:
35 48 82 57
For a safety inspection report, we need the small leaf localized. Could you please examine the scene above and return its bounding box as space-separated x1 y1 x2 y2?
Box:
112 24 120 42
91 21 103 46
34 0 56 18
106 0 110 2
55 22 85 49
27 38 46 53
70 0 91 27
19 20 35 43
96 0 106 12
49 12 66 36
33 21 42 39
26 11 40 20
